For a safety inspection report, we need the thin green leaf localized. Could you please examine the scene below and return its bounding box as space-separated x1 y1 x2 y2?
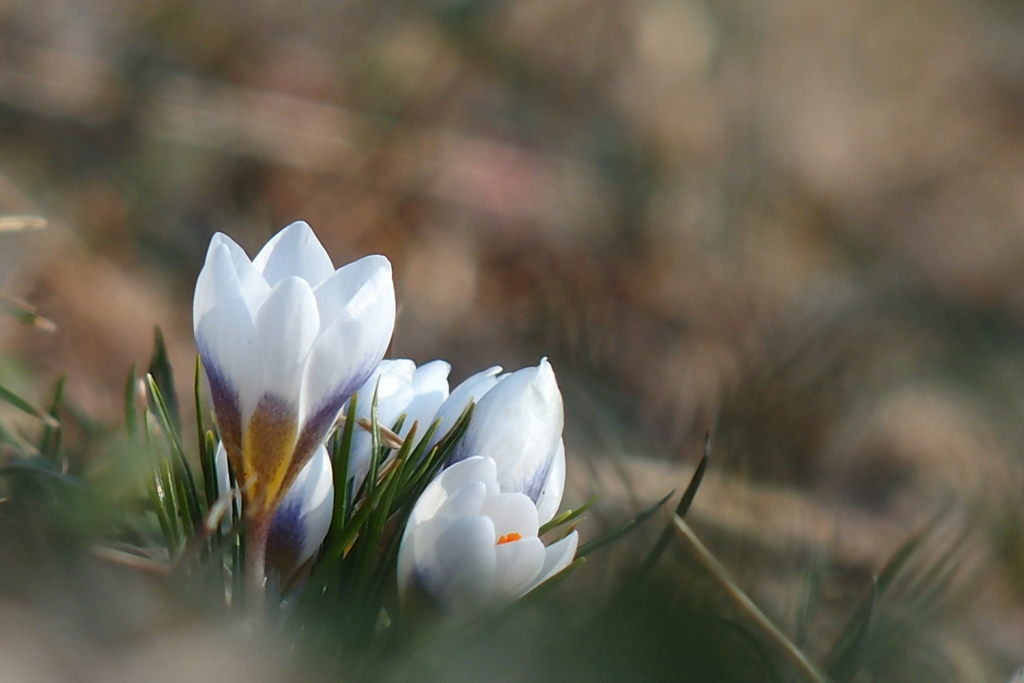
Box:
38 376 65 463
124 364 138 438
576 490 674 558
195 356 219 510
327 395 358 547
0 295 55 331
0 383 59 428
0 417 38 456
823 580 876 682
146 375 202 537
539 496 597 535
632 437 710 583
147 327 180 432
671 515 832 683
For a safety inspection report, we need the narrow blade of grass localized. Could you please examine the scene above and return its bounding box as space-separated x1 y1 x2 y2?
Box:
671 515 832 683
576 490 674 558
0 383 60 428
0 295 55 332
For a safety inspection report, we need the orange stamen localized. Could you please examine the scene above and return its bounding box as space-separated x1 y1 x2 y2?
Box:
496 532 522 545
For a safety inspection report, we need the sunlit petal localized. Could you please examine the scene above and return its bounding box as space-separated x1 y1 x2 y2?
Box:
533 530 579 588
479 492 540 540
252 221 335 289
493 537 546 600
534 439 566 526
447 359 563 500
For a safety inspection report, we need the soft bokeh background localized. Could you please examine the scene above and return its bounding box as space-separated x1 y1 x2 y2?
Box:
2 0 1024 679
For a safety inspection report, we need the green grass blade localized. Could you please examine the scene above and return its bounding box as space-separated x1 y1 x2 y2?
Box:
0 383 59 429
146 374 203 537
147 327 180 432
38 376 65 463
539 496 597 536
124 364 138 439
0 294 55 331
576 490 673 558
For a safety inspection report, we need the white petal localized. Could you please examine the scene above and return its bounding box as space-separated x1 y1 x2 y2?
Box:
252 221 335 289
277 445 334 565
302 257 396 430
428 365 502 448
436 456 500 497
402 360 450 440
406 458 497 529
214 442 243 514
448 359 563 500
492 537 546 600
411 360 452 395
365 359 417 427
313 254 395 327
402 515 497 622
194 243 264 428
252 276 320 413
434 480 488 521
534 439 566 526
195 235 270 324
530 530 579 592
479 492 540 539
209 232 271 314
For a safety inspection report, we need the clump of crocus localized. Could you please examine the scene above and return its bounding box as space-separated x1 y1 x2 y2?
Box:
397 359 576 625
194 221 394 594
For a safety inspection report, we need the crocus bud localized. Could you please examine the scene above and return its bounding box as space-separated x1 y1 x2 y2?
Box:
397 456 577 625
215 443 334 580
426 365 503 450
445 359 563 506
193 221 394 522
348 359 451 488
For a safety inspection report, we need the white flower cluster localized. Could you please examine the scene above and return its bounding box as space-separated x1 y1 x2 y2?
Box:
194 221 576 621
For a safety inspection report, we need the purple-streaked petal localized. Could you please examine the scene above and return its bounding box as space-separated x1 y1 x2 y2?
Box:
194 243 263 448
298 259 395 458
266 445 334 575
534 439 566 526
447 359 563 501
252 221 335 289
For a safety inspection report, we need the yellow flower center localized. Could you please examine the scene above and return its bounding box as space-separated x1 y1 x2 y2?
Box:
496 532 522 545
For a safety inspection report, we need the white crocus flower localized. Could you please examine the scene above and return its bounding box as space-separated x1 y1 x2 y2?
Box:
215 443 333 580
397 456 577 625
348 359 451 489
443 359 564 516
194 221 394 582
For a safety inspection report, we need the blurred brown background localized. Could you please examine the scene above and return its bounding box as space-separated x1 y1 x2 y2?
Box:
2 0 1024 679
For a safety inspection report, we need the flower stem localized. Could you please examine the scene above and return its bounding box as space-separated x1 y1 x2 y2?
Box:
245 512 271 617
